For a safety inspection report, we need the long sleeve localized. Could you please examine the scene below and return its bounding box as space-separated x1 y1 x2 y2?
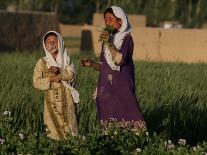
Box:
60 67 75 83
115 35 134 66
33 59 51 91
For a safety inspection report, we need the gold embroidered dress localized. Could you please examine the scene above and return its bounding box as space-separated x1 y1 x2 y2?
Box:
33 31 78 140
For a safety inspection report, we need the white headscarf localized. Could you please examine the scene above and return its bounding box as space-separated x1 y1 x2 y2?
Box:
43 31 79 103
104 6 131 71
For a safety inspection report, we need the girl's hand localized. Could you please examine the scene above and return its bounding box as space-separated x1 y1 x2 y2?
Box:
100 31 110 43
50 75 61 83
80 58 94 67
49 66 59 74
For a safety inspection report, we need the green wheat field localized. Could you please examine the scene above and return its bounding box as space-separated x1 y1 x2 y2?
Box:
0 51 207 154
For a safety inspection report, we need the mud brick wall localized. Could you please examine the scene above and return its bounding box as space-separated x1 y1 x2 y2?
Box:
0 11 59 52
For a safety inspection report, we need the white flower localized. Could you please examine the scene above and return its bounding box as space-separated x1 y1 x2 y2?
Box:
135 148 141 152
193 146 197 151
2 111 11 116
165 140 175 149
82 136 86 141
19 133 25 140
168 140 172 144
167 143 175 149
114 131 118 135
178 139 186 145
145 131 149 136
192 145 202 151
0 138 5 144
197 144 200 149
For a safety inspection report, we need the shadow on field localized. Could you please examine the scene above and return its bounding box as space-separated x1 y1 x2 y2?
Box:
145 94 207 145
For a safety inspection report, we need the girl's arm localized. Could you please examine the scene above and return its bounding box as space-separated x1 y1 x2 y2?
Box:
108 43 123 65
108 35 133 66
59 67 75 82
33 59 51 91
91 62 101 71
81 58 101 71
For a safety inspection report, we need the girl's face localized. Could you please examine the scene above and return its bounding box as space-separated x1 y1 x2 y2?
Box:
104 12 121 32
45 34 58 54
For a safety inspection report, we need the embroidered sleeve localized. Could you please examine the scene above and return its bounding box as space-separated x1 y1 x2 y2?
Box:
33 59 51 90
60 67 75 82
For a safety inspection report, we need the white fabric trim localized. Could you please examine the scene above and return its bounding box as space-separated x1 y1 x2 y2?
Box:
104 6 131 71
43 31 79 103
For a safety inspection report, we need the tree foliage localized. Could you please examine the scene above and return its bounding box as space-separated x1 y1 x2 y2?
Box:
1 0 207 27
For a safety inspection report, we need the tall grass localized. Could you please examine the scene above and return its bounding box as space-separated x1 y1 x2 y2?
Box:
0 52 207 144
136 61 207 144
0 52 44 134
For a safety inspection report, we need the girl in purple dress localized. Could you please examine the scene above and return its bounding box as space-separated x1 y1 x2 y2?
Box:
81 6 146 131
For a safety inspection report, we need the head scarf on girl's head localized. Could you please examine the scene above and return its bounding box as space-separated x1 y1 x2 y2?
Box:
42 31 75 73
104 6 131 71
111 6 131 48
42 30 79 103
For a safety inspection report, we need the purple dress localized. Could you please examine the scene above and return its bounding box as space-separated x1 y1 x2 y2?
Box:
96 34 145 124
